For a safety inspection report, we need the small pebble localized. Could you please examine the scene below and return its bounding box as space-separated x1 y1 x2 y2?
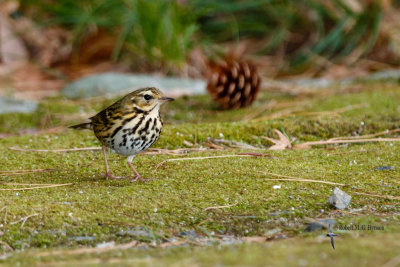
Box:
328 187 351 210
375 166 394 171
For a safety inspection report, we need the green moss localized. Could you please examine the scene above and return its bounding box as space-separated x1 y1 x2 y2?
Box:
1 136 399 247
3 231 400 266
1 82 400 264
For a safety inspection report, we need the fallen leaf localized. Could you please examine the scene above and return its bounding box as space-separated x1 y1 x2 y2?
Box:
262 129 292 150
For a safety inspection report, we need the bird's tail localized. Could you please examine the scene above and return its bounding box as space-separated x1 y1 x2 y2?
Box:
69 122 92 130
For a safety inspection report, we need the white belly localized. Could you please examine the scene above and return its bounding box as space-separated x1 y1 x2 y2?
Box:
103 113 162 156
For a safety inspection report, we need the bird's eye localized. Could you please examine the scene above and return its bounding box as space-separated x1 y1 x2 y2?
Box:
144 94 152 100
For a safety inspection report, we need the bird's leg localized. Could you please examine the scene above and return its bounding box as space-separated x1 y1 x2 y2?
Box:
103 146 110 178
102 146 126 180
127 155 153 183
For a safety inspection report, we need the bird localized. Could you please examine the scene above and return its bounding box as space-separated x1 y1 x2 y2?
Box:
326 224 338 249
69 87 174 182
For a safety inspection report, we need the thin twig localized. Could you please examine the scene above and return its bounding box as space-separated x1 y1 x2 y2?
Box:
197 218 211 226
10 213 38 228
259 171 400 201
2 183 62 186
8 146 209 155
353 192 400 201
153 155 252 173
37 241 140 256
263 178 346 186
203 142 225 150
236 152 273 157
257 171 347 186
144 148 209 155
20 214 37 228
293 138 400 149
328 128 400 141
253 106 304 121
204 203 238 211
327 148 378 155
9 147 101 152
0 169 57 176
0 168 55 173
259 171 323 180
0 183 73 191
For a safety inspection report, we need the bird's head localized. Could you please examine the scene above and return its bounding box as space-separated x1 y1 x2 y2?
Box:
125 87 174 112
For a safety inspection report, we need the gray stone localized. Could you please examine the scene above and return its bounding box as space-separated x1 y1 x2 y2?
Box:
304 219 336 232
177 230 198 239
367 69 400 80
0 97 37 114
61 72 206 99
328 187 351 209
278 69 400 89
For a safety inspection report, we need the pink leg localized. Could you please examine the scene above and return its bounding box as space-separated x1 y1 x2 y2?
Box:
127 156 153 183
102 146 126 180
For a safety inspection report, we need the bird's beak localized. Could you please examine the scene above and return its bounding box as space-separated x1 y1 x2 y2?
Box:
159 96 174 103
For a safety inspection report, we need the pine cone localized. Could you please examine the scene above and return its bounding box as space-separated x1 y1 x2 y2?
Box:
206 59 261 109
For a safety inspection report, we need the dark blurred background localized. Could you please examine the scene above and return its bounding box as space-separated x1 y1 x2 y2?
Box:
1 0 400 98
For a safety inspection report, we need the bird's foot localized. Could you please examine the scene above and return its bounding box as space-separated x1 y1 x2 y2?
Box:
129 175 154 183
103 172 127 180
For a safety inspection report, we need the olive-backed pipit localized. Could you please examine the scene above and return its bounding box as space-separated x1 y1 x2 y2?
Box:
70 87 174 182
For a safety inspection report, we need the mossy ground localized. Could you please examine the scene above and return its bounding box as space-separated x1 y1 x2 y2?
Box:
5 232 400 266
1 81 400 266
